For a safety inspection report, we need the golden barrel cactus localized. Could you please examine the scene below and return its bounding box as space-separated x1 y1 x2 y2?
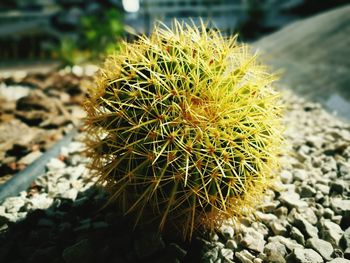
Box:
85 21 283 239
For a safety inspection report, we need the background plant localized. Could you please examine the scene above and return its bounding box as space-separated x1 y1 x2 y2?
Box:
85 21 283 239
53 8 123 66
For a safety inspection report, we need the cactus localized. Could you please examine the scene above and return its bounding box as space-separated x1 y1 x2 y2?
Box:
85 21 283 239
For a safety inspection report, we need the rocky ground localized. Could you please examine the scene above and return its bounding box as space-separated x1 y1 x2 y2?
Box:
0 91 349 263
0 67 96 184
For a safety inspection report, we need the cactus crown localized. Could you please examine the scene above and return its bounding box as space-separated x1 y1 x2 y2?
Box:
85 21 283 239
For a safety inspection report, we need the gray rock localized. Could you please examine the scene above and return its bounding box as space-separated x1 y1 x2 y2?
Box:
275 207 288 218
306 237 333 261
220 224 234 240
280 170 293 184
293 214 319 239
255 211 278 225
331 198 350 216
320 220 343 247
220 248 234 260
264 241 287 263
315 184 330 195
240 228 266 253
257 201 280 213
332 215 343 225
293 169 308 181
226 240 237 250
286 248 323 263
280 192 308 209
46 158 66 171
270 221 287 236
134 232 165 259
291 227 305 245
202 247 219 263
328 259 350 263
2 197 25 213
62 239 94 263
298 207 318 225
268 236 303 252
235 250 255 263
323 208 335 219
299 185 316 198
60 188 78 201
340 227 350 250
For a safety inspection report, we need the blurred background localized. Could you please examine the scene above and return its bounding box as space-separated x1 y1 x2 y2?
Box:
0 0 347 65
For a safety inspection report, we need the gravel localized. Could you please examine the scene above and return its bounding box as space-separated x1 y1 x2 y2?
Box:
0 91 349 262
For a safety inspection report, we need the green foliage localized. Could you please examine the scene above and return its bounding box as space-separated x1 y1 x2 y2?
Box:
54 8 123 65
85 21 283 239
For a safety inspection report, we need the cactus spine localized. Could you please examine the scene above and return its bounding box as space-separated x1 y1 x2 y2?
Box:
85 21 283 239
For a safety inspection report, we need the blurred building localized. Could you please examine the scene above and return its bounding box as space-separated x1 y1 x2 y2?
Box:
124 0 245 35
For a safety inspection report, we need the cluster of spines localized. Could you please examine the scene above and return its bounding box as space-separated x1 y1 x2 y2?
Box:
85 21 283 239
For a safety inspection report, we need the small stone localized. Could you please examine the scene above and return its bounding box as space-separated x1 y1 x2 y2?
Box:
297 207 318 225
315 184 330 195
275 207 288 218
60 188 78 201
62 239 94 263
280 170 293 184
293 214 319 239
257 201 280 213
280 192 308 209
46 158 66 171
220 224 234 240
331 198 350 216
332 215 343 225
270 221 287 236
220 248 234 260
255 211 278 225
226 240 237 250
340 227 350 250
240 228 265 253
306 237 333 261
235 250 255 263
320 220 343 247
202 247 219 263
264 241 287 263
299 185 316 198
293 169 308 181
268 236 303 252
290 227 305 245
324 208 335 219
328 258 350 263
286 248 323 263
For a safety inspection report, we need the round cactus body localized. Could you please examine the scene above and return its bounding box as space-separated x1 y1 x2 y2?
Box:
85 21 283 239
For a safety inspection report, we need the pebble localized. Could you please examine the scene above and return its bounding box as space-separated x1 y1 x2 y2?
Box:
306 237 333 261
286 248 323 263
240 228 265 253
280 192 308 209
264 241 287 263
320 220 343 247
235 250 255 263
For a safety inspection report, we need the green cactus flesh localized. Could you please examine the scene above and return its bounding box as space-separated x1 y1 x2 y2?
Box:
85 21 283 239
